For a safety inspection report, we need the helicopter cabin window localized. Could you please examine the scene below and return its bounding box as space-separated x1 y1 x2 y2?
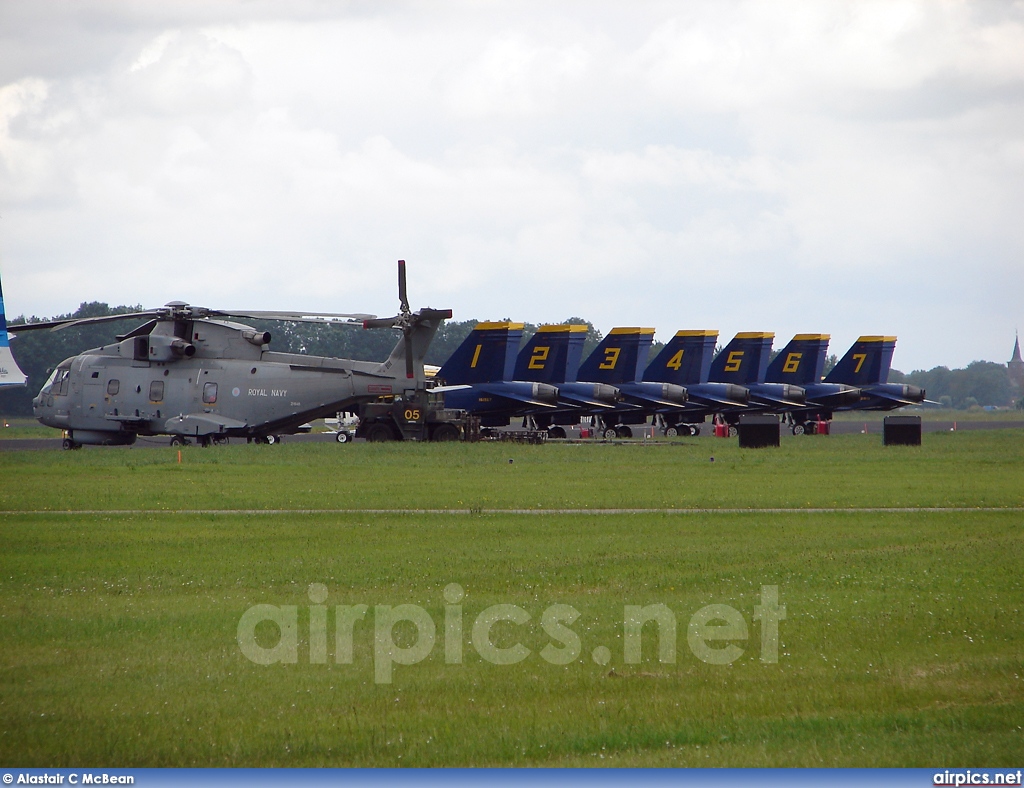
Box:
107 380 120 396
149 381 164 402
203 382 218 404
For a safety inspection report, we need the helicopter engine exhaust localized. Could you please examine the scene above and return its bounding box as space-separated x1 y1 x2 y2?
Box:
171 339 196 357
243 330 272 347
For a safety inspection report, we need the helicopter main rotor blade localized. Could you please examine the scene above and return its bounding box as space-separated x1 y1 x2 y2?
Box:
362 308 454 332
415 308 454 321
10 310 165 332
362 315 401 330
362 315 397 327
213 309 376 323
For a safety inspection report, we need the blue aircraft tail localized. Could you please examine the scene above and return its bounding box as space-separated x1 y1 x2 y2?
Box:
643 330 718 385
765 334 831 385
708 332 774 385
513 324 621 410
0 274 28 388
577 327 655 384
824 336 897 386
438 322 524 385
513 324 587 384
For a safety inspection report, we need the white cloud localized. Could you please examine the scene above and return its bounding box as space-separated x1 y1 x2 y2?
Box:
442 35 591 118
1 0 1022 370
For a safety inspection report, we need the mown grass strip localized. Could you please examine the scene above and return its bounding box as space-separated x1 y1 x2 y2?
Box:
1 430 1022 512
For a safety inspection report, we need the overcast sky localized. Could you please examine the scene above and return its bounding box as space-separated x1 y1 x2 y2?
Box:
1 1 1022 371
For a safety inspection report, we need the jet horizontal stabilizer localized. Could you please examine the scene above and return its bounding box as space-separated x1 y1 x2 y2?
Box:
556 393 618 409
693 394 749 407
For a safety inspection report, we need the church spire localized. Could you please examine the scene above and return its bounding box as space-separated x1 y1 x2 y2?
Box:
1009 332 1024 394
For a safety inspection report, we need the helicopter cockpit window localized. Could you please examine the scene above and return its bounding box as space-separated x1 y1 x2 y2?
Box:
56 369 70 397
202 382 218 404
40 368 59 394
107 380 120 396
149 381 164 402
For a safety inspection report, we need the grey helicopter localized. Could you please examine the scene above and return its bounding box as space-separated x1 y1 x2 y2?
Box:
23 261 452 449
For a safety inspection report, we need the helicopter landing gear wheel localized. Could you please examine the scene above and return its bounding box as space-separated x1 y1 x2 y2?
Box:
547 426 566 440
366 423 394 443
431 424 460 442
615 425 633 439
62 438 79 450
169 435 187 447
265 434 280 445
664 426 679 438
691 425 701 437
213 435 228 445
603 427 618 440
791 424 804 436
728 425 738 438
335 431 350 443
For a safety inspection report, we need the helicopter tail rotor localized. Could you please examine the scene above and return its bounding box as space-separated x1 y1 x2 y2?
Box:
362 261 452 381
398 259 410 316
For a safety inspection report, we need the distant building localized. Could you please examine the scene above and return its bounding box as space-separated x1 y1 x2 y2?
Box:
1009 333 1024 394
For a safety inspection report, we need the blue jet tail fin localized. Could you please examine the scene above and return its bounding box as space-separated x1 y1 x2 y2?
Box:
708 332 774 385
0 275 28 388
643 330 718 385
824 336 897 386
765 334 830 385
438 322 524 385
513 324 587 384
577 328 655 384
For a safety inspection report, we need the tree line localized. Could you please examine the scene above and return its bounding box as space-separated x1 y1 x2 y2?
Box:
0 303 604 416
890 362 1020 410
2 302 1019 415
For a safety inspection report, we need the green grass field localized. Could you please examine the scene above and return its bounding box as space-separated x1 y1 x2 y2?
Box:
1 431 1022 766
0 418 59 439
832 409 1024 423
